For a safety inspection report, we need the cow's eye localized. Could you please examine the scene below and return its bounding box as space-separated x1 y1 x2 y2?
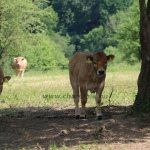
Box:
105 60 107 65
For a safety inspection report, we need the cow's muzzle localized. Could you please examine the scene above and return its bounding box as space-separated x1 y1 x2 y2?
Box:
97 70 105 75
17 63 21 67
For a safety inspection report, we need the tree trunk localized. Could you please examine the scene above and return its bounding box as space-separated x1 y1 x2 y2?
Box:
0 2 4 59
134 0 150 113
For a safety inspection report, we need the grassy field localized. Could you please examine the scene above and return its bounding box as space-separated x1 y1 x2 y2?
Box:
0 64 140 110
1 64 147 150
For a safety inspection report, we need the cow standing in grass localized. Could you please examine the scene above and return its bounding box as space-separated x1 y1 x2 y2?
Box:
69 51 115 120
12 57 27 78
0 67 11 94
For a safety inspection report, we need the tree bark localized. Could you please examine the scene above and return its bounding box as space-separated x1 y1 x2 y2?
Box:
134 0 150 112
0 2 4 59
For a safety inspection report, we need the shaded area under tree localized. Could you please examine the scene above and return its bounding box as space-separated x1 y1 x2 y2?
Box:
0 106 150 149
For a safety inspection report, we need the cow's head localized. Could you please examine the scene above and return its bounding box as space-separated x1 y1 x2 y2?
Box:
86 52 115 75
0 75 11 94
14 57 25 67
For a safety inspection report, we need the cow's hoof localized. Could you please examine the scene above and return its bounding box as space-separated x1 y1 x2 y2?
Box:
80 115 86 119
75 115 80 119
97 115 102 120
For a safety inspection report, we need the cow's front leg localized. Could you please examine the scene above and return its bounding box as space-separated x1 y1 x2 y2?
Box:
95 93 102 120
21 70 24 78
80 86 87 119
95 81 105 120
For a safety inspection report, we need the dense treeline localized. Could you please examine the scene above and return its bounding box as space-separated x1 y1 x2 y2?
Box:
50 0 133 35
0 0 139 74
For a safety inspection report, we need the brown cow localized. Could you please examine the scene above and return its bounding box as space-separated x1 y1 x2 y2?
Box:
12 57 27 78
69 51 115 120
0 67 11 94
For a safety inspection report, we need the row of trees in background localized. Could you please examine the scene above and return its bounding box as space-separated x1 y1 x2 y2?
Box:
50 0 140 64
0 0 140 73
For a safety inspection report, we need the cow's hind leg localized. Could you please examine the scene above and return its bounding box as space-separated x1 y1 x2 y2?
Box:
71 82 80 119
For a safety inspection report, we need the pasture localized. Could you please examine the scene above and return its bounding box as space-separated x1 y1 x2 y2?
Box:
0 65 150 150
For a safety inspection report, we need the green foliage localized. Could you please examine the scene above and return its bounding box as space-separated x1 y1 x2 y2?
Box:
40 6 59 35
0 0 140 72
50 0 133 35
49 142 57 150
80 1 140 59
0 0 68 72
21 34 68 71
0 0 51 55
80 26 107 53
107 1 140 64
104 46 123 64
51 33 75 59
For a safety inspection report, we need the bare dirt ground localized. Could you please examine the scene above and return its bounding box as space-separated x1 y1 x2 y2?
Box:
0 105 150 150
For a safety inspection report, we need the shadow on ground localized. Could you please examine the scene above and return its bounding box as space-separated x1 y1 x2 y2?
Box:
0 105 150 149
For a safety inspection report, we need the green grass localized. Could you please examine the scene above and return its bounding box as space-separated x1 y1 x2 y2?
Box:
48 142 122 150
0 65 140 150
106 62 141 72
0 65 140 111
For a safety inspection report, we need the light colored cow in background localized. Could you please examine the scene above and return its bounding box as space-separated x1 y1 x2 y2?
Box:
12 57 27 78
69 51 115 120
0 67 11 94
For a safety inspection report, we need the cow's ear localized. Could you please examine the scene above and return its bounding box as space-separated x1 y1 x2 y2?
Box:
107 55 115 62
86 56 93 64
3 76 11 83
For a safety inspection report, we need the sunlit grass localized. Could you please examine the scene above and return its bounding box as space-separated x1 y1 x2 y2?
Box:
0 73 72 109
0 66 140 110
85 70 138 107
48 142 120 150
